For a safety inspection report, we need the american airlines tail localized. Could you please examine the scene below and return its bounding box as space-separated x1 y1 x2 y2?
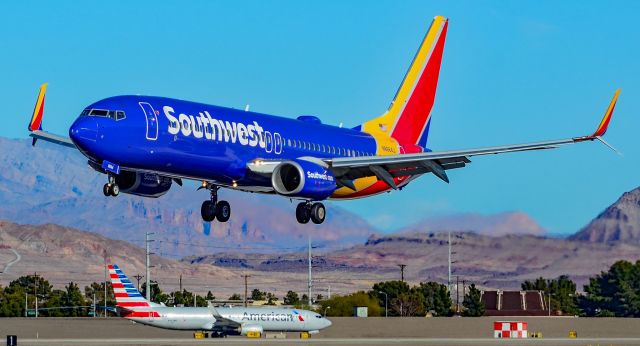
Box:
358 16 448 150
108 264 160 318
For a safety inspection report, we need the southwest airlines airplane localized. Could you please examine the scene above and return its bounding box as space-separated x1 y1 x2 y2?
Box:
108 264 331 337
28 16 619 225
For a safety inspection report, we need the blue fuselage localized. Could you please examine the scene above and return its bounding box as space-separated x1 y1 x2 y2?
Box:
70 95 378 189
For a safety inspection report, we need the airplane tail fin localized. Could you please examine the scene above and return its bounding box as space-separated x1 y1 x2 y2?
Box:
29 83 48 132
108 264 158 316
358 16 448 149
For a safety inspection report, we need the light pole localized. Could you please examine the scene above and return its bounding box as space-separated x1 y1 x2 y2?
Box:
324 306 331 317
378 291 388 318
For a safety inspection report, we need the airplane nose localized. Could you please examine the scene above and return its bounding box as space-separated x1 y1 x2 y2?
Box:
69 116 98 145
324 318 332 328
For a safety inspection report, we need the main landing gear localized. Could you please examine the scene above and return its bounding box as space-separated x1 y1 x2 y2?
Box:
200 184 231 223
103 175 119 197
296 202 326 224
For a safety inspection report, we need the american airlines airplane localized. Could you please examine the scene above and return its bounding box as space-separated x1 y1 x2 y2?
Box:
28 16 619 224
108 264 331 337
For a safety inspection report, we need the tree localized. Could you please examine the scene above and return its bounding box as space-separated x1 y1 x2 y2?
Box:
318 291 382 317
0 283 25 317
205 291 216 301
580 260 640 317
171 289 195 306
265 292 278 305
462 284 485 317
64 282 87 316
521 275 578 315
140 281 168 304
372 280 411 316
284 291 300 305
228 293 242 300
84 282 115 316
391 289 424 317
417 282 453 316
522 277 548 291
251 289 266 301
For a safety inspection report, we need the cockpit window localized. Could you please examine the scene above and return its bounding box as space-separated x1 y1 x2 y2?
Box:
82 108 126 121
315 314 322 318
90 109 109 117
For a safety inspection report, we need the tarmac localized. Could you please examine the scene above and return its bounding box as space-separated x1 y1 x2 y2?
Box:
3 316 640 345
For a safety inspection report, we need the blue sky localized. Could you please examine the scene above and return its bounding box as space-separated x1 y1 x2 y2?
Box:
1 1 638 234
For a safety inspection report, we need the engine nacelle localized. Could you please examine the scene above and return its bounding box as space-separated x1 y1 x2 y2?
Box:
271 160 337 200
239 324 263 337
114 170 172 198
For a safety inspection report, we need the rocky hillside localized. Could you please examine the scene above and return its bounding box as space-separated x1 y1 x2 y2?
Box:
398 211 546 236
185 230 640 290
569 187 640 244
0 220 237 291
0 137 376 257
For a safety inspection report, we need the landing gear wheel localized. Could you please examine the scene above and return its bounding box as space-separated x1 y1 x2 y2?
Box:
216 200 231 222
201 200 216 222
310 203 326 224
103 183 119 197
110 184 119 196
296 202 311 224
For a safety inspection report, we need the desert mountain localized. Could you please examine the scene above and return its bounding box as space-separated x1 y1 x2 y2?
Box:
398 211 546 236
0 137 375 257
0 220 238 292
569 187 640 244
187 230 640 291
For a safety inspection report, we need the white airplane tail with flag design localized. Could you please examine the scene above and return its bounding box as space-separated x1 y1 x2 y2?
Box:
108 264 160 318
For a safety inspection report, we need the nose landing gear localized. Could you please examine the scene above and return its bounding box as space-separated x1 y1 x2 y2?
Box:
296 202 326 224
103 175 119 197
200 183 231 223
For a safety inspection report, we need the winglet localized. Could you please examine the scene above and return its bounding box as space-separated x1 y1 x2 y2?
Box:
29 83 48 132
592 89 620 137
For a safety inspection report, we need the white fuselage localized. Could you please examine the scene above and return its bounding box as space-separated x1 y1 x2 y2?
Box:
121 306 331 333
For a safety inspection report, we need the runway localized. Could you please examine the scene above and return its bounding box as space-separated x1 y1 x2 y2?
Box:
15 337 640 346
5 317 640 345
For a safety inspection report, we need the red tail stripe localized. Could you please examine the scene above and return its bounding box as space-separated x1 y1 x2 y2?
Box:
112 283 124 289
392 20 448 145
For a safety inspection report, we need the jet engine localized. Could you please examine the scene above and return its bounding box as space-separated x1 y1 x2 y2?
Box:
271 160 337 200
239 324 264 337
114 170 172 198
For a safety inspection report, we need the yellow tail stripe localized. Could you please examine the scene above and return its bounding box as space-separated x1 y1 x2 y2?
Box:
362 16 446 138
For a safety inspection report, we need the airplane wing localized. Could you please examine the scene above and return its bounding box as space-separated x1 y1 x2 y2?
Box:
27 83 76 148
208 306 241 327
325 90 620 189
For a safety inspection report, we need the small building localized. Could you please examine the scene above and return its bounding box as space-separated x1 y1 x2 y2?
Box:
481 290 547 316
353 306 368 317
